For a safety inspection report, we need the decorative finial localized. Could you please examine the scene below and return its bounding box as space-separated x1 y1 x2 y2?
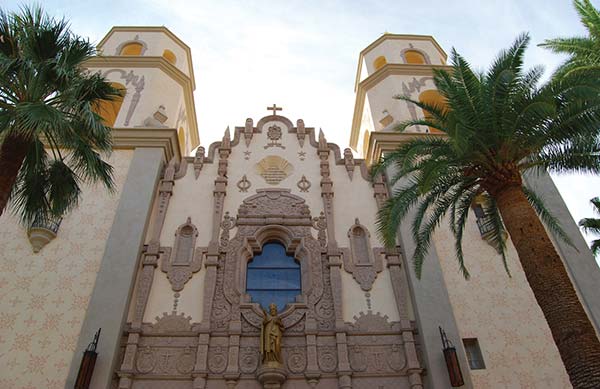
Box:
267 104 282 116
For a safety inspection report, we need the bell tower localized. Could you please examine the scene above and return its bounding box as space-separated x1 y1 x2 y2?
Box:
85 26 199 158
349 34 448 162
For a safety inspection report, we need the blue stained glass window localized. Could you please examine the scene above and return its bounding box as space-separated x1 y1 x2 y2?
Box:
246 242 301 311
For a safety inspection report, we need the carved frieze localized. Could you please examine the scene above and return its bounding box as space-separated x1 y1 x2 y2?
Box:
239 346 260 374
285 346 307 373
134 346 196 375
346 311 402 333
317 346 338 373
145 311 193 334
208 346 228 373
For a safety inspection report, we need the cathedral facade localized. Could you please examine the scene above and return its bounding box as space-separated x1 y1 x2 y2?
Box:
1 27 600 389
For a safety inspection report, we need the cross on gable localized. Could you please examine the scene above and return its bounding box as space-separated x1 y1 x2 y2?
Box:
267 104 282 116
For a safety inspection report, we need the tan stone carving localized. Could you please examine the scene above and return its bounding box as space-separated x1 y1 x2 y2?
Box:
297 175 311 192
237 174 251 192
193 146 205 179
286 346 307 373
244 118 254 147
219 211 236 248
261 303 284 366
342 219 383 291
255 156 293 185
346 311 401 333
317 346 338 372
343 148 355 180
312 212 327 249
161 217 203 292
296 119 306 147
148 311 193 333
265 124 285 149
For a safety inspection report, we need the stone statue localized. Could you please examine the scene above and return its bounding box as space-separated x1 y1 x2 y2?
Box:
260 303 284 366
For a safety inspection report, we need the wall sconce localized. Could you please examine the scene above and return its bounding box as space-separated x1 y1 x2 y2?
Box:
74 328 101 389
439 326 465 387
27 215 62 253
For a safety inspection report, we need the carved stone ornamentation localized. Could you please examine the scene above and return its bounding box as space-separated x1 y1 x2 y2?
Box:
136 347 156 373
255 156 293 185
161 217 203 292
220 211 236 248
140 105 168 127
312 212 327 249
237 175 252 192
346 311 401 333
286 346 307 373
264 124 285 149
147 311 193 333
342 219 383 291
244 118 254 147
317 346 338 372
296 119 306 147
297 175 311 192
208 346 228 373
239 346 260 374
343 148 355 180
349 345 367 372
193 146 205 179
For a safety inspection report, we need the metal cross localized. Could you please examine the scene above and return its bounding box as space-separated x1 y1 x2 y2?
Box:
267 104 282 116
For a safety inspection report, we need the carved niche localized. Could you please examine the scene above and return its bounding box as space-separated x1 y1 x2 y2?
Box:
161 217 203 291
342 218 383 291
210 189 335 333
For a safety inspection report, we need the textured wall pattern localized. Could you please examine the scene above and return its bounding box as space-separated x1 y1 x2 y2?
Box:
433 222 571 388
0 151 133 389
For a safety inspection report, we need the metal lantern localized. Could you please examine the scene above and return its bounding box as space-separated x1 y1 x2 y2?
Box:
439 326 465 387
74 328 101 389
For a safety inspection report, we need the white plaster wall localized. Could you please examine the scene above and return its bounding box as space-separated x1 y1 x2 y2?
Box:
98 67 184 129
0 150 133 389
433 217 571 387
99 30 192 77
365 74 437 134
356 94 374 156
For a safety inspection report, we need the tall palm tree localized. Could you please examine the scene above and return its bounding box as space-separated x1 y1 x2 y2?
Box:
0 6 121 225
579 197 600 255
540 0 600 78
373 34 600 388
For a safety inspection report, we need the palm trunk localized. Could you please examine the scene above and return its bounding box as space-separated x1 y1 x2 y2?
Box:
496 184 600 388
0 134 30 217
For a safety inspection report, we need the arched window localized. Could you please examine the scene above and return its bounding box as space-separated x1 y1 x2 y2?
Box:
418 89 447 133
404 50 426 64
94 82 126 127
246 242 301 310
162 49 177 65
120 42 144 56
373 55 387 70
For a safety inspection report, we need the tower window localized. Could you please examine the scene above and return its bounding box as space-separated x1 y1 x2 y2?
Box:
463 338 486 369
162 49 177 65
418 89 447 133
404 50 426 64
120 42 144 56
373 56 387 70
246 242 301 311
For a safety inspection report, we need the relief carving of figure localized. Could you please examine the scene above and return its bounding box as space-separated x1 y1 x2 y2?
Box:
260 303 284 366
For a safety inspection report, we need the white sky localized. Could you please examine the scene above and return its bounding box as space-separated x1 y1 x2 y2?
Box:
5 0 600 259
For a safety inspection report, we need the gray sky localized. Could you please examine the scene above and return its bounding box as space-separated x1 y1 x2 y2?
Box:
5 0 600 259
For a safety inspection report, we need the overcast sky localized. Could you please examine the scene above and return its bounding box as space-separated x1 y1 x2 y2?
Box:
5 0 600 259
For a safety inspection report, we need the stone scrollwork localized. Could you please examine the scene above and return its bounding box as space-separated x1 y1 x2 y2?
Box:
240 346 260 373
312 212 327 249
342 218 383 291
220 211 236 248
317 346 338 373
161 217 203 292
286 346 307 373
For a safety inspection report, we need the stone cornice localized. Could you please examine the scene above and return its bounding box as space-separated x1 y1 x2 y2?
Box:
349 63 452 150
96 26 196 88
84 56 200 150
364 131 447 166
354 34 448 92
112 127 181 162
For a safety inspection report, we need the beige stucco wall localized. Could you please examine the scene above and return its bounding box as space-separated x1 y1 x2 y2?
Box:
138 117 412 328
433 219 571 388
0 150 133 389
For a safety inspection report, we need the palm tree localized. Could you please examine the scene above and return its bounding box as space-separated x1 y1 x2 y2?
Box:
373 34 600 388
540 0 600 79
0 6 121 225
579 197 600 255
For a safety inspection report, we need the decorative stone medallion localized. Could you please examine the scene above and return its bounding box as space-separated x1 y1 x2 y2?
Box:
255 156 294 185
